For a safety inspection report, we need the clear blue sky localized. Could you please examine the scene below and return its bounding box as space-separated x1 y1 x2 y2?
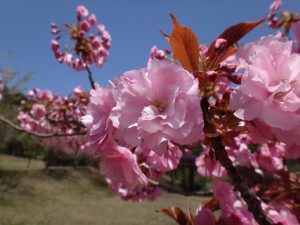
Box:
0 0 299 95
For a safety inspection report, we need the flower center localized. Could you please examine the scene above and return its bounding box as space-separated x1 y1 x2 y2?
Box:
152 99 166 112
271 79 296 98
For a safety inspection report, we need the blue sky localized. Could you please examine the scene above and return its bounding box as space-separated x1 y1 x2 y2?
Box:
0 0 299 96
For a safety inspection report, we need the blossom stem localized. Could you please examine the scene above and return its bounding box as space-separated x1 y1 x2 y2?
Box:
85 64 95 90
200 98 274 225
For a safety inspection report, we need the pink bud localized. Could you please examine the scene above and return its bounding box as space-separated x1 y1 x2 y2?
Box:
220 63 237 73
215 38 227 50
78 30 85 38
50 40 59 51
73 86 84 95
270 0 282 15
50 23 57 28
51 29 59 35
164 49 171 54
97 24 105 35
227 74 242 84
88 14 97 26
77 5 89 17
205 71 218 82
92 37 101 49
27 90 35 98
33 88 41 93
80 20 91 32
89 34 95 40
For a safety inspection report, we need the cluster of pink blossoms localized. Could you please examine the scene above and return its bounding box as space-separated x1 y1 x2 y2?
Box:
149 45 170 60
193 179 299 225
50 5 111 71
82 58 204 200
231 34 300 159
18 87 91 154
6 2 300 224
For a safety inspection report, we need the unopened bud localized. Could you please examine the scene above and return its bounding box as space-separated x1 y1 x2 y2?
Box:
228 74 242 84
164 49 171 54
50 23 57 28
220 63 237 73
205 71 218 82
215 38 227 50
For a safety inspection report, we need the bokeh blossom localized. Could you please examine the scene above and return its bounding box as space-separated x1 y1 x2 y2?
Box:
50 5 111 71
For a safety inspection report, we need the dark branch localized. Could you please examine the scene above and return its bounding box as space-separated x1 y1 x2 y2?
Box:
85 65 95 90
148 179 213 197
0 115 86 138
200 98 274 225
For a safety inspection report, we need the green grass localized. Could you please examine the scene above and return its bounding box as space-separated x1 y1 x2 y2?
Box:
0 155 208 225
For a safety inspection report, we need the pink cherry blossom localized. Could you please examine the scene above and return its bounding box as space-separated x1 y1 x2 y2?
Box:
81 86 116 150
144 142 183 172
88 14 97 26
99 142 148 190
113 59 203 154
196 147 226 178
50 5 111 71
30 104 46 120
18 87 91 154
257 142 286 172
213 179 258 225
194 208 216 225
150 45 166 60
80 20 91 32
77 5 89 17
262 202 300 225
230 35 300 147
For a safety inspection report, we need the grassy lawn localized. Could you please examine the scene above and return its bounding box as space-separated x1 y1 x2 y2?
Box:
0 154 207 225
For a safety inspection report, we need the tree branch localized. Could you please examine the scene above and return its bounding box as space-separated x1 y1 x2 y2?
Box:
0 115 86 138
148 179 213 197
200 98 274 225
85 65 95 90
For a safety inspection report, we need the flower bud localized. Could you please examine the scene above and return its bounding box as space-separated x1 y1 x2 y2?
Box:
205 71 218 82
215 38 227 50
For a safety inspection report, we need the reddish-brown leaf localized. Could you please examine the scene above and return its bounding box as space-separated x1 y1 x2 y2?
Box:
169 13 200 73
201 197 219 210
157 207 193 225
207 18 265 66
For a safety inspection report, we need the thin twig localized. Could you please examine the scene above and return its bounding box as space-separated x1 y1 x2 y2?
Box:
85 65 95 90
148 179 213 197
0 115 86 138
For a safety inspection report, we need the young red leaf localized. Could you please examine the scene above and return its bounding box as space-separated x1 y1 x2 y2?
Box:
157 207 193 225
207 18 265 64
169 13 200 73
